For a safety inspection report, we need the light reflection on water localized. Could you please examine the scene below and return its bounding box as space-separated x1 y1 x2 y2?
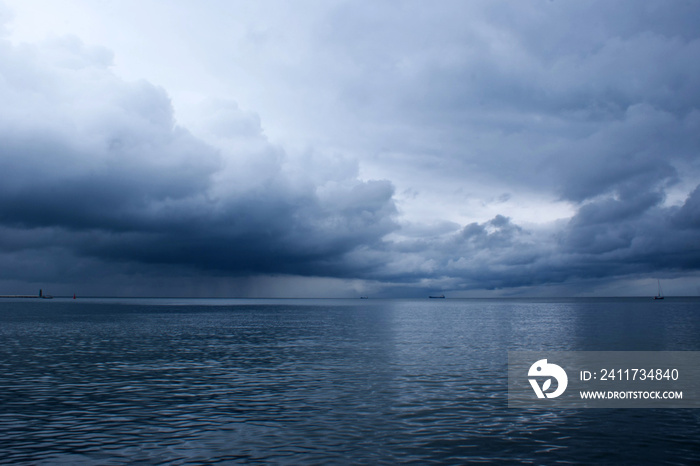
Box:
0 298 699 464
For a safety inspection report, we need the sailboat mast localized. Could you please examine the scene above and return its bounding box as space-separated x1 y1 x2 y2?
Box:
655 279 664 299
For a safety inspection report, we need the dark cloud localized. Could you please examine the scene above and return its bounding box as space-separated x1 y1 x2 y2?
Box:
675 185 700 229
370 187 700 293
1 1 700 296
0 33 398 291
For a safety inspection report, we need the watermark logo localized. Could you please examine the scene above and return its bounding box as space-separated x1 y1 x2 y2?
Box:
528 359 568 399
510 352 699 408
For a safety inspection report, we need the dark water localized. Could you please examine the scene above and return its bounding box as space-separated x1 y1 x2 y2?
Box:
1 297 699 464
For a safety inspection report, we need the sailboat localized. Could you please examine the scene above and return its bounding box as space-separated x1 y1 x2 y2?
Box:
654 280 664 300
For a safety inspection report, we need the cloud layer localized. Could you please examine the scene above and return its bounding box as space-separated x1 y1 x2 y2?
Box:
0 31 398 293
1 1 700 296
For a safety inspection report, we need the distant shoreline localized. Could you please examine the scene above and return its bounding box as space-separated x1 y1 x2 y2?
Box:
0 289 52 299
0 295 43 298
5 293 694 300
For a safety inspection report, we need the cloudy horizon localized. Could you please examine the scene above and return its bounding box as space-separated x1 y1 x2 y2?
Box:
1 0 700 297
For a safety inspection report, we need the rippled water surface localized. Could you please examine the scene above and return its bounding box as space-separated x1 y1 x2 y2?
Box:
1 297 699 464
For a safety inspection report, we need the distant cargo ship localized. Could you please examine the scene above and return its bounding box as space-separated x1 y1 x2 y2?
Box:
429 295 445 299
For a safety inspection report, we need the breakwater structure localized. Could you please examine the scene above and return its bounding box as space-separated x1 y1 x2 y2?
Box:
0 289 53 299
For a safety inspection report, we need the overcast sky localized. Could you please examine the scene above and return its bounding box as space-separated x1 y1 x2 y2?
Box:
1 0 699 297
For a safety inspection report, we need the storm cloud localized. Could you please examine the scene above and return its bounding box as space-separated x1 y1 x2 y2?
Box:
1 0 700 296
0 30 397 290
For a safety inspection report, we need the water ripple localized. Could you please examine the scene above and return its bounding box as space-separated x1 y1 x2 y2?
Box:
0 299 699 464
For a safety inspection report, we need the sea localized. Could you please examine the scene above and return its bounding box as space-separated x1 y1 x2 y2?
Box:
0 297 699 464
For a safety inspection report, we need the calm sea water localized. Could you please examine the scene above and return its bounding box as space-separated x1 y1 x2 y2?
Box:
1 297 699 464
